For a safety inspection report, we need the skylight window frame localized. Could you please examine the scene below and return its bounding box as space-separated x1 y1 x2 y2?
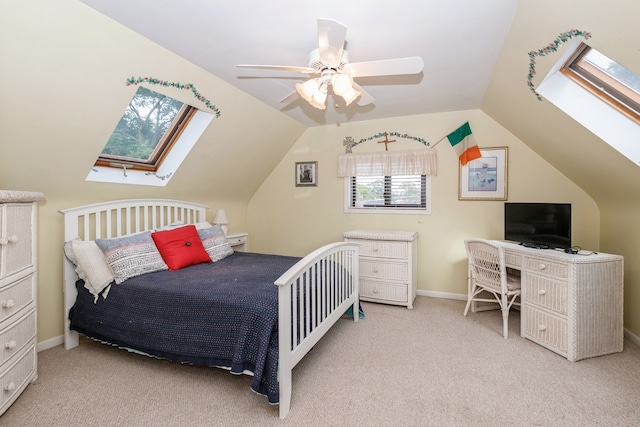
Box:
95 94 198 173
560 43 640 125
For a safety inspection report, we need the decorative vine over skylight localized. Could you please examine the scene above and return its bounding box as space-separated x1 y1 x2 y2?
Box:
527 29 591 100
126 76 221 117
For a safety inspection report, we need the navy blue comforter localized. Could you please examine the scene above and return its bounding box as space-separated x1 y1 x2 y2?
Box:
69 251 301 404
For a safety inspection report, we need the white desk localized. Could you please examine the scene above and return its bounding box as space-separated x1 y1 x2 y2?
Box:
494 241 624 361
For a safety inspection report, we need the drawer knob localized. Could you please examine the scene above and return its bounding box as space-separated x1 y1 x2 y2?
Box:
539 325 547 331
373 289 379 294
373 247 379 252
4 382 15 392
538 289 547 296
5 340 16 349
538 263 546 270
373 267 379 273
0 236 18 245
2 299 15 309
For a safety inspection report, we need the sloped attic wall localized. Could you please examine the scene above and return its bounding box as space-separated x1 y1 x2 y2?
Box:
482 0 640 338
0 0 305 342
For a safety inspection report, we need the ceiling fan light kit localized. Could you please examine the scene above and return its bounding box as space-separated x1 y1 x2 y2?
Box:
331 73 353 96
295 79 320 103
237 18 424 110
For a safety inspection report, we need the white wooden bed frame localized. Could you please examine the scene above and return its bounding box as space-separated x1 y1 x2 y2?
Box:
61 199 359 418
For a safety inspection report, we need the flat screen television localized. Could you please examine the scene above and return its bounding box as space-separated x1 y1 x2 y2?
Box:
504 202 571 249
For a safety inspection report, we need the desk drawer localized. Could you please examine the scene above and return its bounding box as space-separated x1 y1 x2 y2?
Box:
523 256 568 279
522 273 568 315
522 306 567 355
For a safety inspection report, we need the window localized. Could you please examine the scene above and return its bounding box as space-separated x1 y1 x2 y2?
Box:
96 87 197 172
561 43 640 123
536 40 640 166
339 149 434 214
346 174 431 214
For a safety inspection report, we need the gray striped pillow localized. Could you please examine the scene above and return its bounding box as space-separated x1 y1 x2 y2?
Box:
96 231 168 284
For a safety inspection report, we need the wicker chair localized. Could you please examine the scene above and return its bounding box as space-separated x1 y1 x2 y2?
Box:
464 239 521 338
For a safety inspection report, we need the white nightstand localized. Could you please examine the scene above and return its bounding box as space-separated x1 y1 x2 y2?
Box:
227 233 248 252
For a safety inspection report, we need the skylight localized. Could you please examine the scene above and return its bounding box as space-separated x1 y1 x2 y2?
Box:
87 87 213 186
561 43 640 123
536 40 640 166
96 87 196 172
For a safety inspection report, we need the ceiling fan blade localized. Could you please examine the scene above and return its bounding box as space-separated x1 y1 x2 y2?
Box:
317 18 347 68
279 90 299 103
344 57 424 78
236 64 316 74
352 82 375 106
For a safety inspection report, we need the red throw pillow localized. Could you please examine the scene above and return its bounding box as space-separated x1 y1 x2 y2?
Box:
151 225 211 271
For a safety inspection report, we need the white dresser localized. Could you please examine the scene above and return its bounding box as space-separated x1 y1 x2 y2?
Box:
344 230 418 309
0 190 43 415
498 241 624 362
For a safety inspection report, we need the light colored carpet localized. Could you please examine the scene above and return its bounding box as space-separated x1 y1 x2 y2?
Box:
2 297 639 426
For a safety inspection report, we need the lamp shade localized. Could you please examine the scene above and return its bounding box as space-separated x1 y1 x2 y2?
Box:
331 73 353 96
213 209 228 234
295 79 320 103
340 86 361 106
213 209 228 224
309 84 328 110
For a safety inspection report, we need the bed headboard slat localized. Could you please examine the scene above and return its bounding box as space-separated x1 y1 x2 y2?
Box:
61 199 208 349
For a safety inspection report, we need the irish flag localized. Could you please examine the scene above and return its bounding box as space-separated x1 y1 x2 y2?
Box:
447 122 481 165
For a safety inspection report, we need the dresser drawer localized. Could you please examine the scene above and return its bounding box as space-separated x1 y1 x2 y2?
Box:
360 279 408 304
522 272 568 315
523 256 568 279
0 342 36 410
360 259 408 281
0 274 35 325
347 239 408 260
0 310 36 366
522 306 568 355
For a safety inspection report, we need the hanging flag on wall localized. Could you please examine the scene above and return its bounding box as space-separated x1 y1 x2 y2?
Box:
447 122 482 165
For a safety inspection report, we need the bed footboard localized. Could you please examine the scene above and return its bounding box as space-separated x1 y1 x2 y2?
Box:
275 242 359 419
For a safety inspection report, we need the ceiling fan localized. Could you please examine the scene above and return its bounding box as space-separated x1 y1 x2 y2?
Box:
236 18 424 110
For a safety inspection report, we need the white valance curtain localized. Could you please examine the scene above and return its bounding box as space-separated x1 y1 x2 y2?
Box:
337 148 437 177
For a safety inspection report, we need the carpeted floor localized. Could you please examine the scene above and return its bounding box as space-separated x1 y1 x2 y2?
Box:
2 297 639 426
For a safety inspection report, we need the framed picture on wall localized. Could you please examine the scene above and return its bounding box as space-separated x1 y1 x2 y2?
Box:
459 147 508 200
295 161 318 187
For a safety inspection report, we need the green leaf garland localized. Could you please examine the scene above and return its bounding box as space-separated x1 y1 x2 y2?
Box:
126 76 221 117
527 29 591 100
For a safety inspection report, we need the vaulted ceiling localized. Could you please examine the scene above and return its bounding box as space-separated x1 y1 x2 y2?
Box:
79 0 518 127
77 0 640 205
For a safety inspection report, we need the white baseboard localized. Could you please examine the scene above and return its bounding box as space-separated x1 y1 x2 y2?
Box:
416 289 466 301
625 329 640 347
37 335 64 352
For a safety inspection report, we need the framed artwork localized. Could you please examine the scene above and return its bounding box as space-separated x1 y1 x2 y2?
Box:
295 161 318 187
459 147 508 201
